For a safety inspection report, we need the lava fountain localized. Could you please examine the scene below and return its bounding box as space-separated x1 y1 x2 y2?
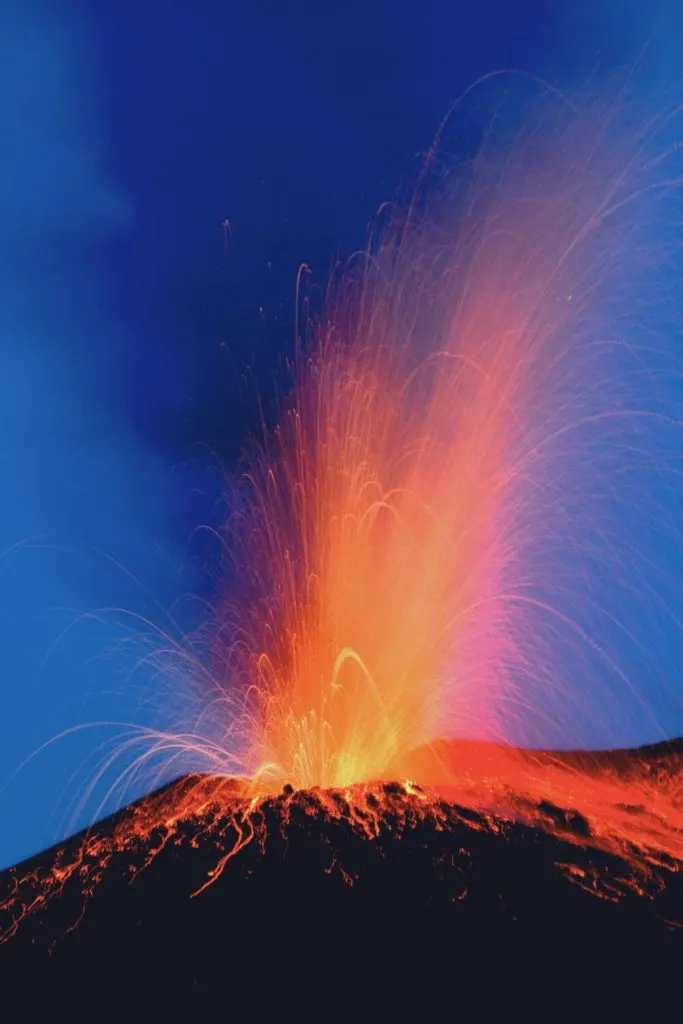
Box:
227 91 683 790
3 89 683 943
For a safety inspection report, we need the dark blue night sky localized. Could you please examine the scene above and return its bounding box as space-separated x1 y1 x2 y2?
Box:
1 0 681 869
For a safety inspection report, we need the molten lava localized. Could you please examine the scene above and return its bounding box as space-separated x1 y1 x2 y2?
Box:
3 93 683 942
226 96 681 791
2 741 683 944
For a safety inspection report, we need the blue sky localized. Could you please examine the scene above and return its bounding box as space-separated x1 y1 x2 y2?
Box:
1 0 682 868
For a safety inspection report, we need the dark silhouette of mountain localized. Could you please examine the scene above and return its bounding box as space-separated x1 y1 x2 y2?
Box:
1 740 682 1018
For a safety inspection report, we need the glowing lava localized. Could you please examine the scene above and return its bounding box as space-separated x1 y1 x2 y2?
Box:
3 91 683 941
225 93 683 791
2 741 683 944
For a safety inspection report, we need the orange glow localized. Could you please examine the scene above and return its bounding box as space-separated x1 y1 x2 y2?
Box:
3 95 683 941
2 744 682 942
238 306 513 787
230 100 662 788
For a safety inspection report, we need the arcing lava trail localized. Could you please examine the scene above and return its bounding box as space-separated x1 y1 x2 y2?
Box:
4 94 683 949
2 740 683 944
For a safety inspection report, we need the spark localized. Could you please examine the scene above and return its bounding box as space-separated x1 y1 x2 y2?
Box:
4 86 683 940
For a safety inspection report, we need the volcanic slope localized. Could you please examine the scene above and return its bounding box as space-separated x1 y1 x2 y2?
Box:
2 739 682 1017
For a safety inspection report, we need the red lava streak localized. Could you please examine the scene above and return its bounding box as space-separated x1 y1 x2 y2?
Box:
2 742 682 941
4 91 683 940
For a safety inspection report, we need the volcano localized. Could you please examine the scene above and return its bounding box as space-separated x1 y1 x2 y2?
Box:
1 738 682 1017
